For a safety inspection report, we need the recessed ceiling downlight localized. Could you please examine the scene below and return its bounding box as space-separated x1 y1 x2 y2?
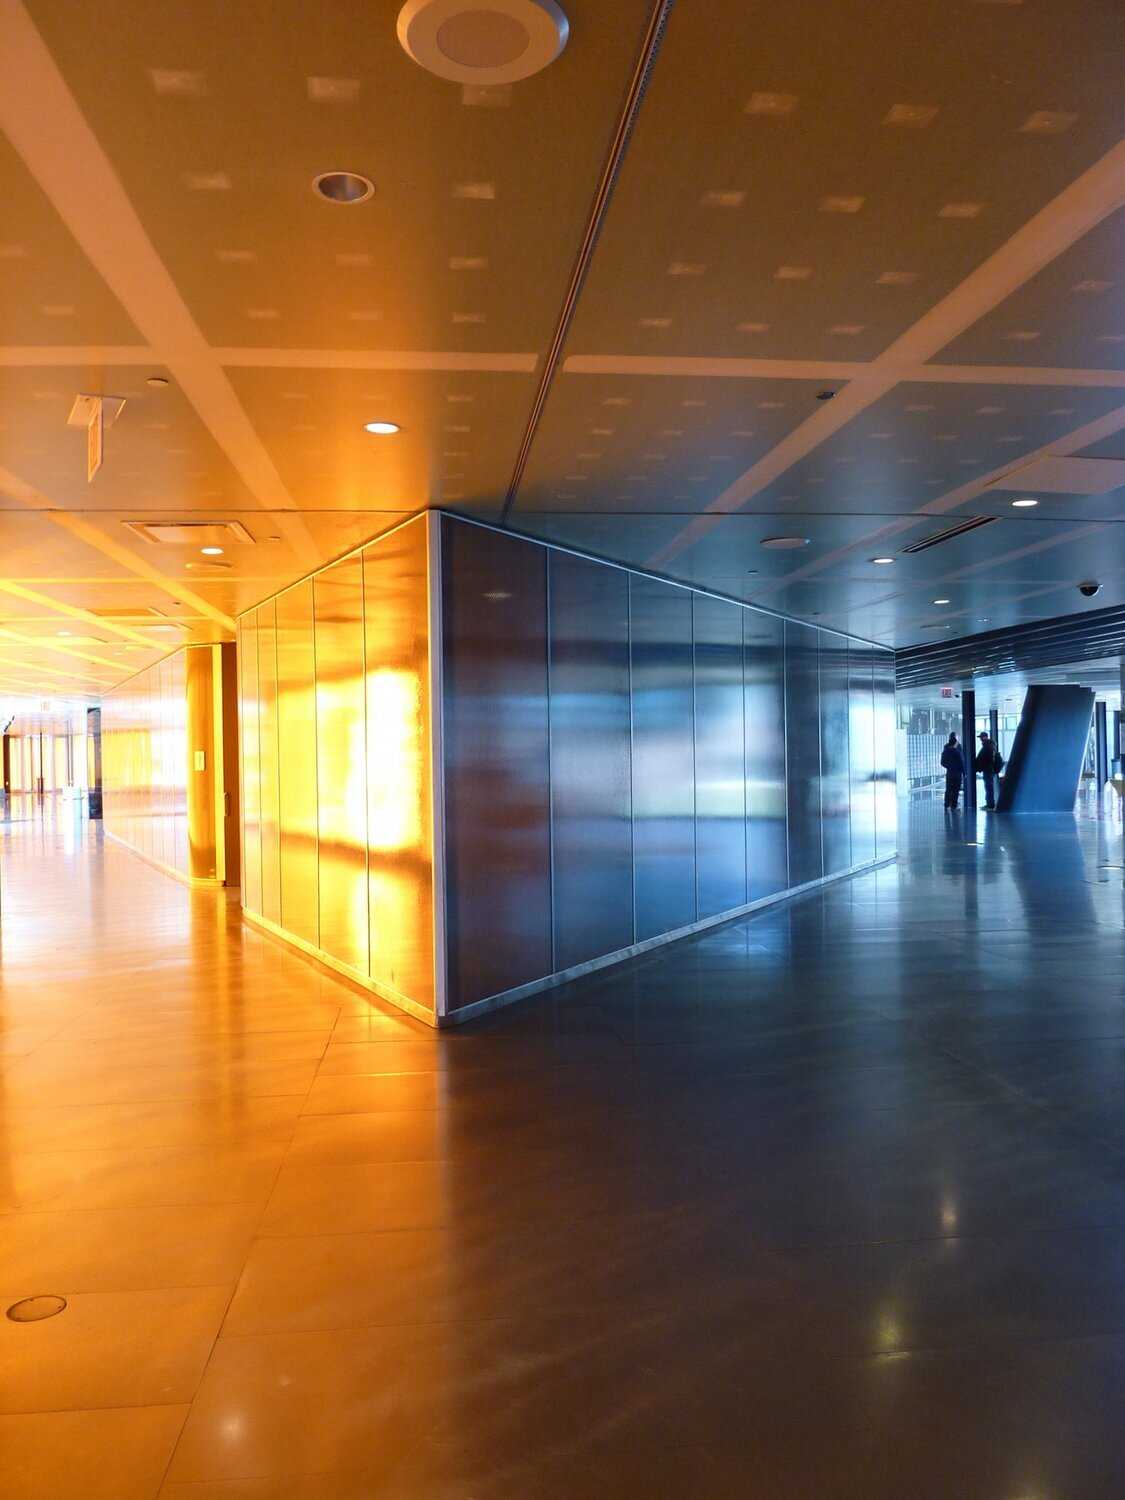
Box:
1011 497 1039 508
397 0 568 85
364 420 400 435
312 171 375 205
760 535 810 550
872 556 895 565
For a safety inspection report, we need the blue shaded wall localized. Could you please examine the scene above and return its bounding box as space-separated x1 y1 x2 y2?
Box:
996 685 1094 813
439 515 898 1016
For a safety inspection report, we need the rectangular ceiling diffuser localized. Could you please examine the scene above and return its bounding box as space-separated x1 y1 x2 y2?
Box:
899 515 998 554
123 519 255 546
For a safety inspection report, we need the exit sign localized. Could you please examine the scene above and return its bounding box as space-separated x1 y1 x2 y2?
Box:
940 687 954 698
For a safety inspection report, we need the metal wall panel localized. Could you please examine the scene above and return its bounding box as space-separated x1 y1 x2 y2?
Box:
784 620 823 888
314 555 369 975
240 612 262 913
256 602 282 922
276 580 319 947
819 631 852 877
874 650 898 858
744 610 788 901
441 517 552 1010
847 645 877 867
630 574 696 941
363 518 435 1011
694 594 747 919
548 550 634 970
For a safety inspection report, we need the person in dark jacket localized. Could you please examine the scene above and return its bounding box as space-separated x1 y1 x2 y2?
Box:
940 732 965 809
975 732 1004 810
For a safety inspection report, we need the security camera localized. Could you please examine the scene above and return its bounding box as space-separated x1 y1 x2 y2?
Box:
1078 581 1102 598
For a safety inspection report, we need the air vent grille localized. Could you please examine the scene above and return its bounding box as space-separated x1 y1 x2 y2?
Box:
900 515 997 554
89 607 182 622
123 519 254 546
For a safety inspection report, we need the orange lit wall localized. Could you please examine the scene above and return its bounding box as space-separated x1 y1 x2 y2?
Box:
237 513 436 1021
102 644 232 886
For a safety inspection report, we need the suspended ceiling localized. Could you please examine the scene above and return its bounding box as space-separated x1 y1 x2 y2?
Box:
0 0 1124 699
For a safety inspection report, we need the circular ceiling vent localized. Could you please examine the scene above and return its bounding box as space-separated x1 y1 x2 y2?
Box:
760 536 810 550
312 171 375 205
397 0 569 84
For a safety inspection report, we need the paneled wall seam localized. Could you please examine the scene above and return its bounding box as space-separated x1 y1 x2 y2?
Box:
427 511 449 1019
627 576 637 948
691 596 699 925
545 550 557 976
311 582 321 947
360 553 372 985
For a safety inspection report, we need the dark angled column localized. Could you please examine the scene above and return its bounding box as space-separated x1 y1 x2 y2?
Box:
962 688 977 813
989 707 999 749
1095 700 1108 791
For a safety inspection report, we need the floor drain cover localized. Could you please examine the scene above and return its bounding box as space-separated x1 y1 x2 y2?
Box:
6 1295 67 1322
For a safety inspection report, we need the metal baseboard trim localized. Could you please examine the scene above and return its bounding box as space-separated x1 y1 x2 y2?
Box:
103 829 224 890
240 906 438 1028
439 850 898 1027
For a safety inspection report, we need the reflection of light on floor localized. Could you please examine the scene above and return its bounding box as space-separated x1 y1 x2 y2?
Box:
941 1197 958 1232
876 1307 902 1351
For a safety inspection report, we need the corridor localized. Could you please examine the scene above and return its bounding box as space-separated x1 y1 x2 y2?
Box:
4 800 1125 1497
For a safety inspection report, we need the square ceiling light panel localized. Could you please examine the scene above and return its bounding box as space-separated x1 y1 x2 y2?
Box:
987 456 1125 494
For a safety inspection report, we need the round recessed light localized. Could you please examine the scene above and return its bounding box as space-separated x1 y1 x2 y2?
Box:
200 546 224 556
933 597 951 605
145 375 169 389
397 0 568 84
760 535 810 550
56 630 72 636
871 556 895 565
364 420 400 435
1011 497 1038 508
312 171 375 205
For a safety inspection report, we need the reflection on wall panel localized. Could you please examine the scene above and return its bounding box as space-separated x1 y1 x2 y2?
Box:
185 647 217 879
744 611 787 901
848 646 877 868
631 575 696 941
239 518 435 1017
441 517 552 1010
874 653 898 859
314 556 369 976
238 511 897 1026
103 645 227 887
240 612 262 915
785 621 823 888
694 594 747 920
364 521 435 1011
170 654 189 877
548 550 634 970
276 580 319 948
819 632 852 877
256 601 282 924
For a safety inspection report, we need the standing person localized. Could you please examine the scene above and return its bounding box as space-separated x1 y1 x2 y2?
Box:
941 732 965 810
975 730 1004 810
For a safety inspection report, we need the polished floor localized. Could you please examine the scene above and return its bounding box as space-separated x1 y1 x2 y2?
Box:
4 793 1125 1496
